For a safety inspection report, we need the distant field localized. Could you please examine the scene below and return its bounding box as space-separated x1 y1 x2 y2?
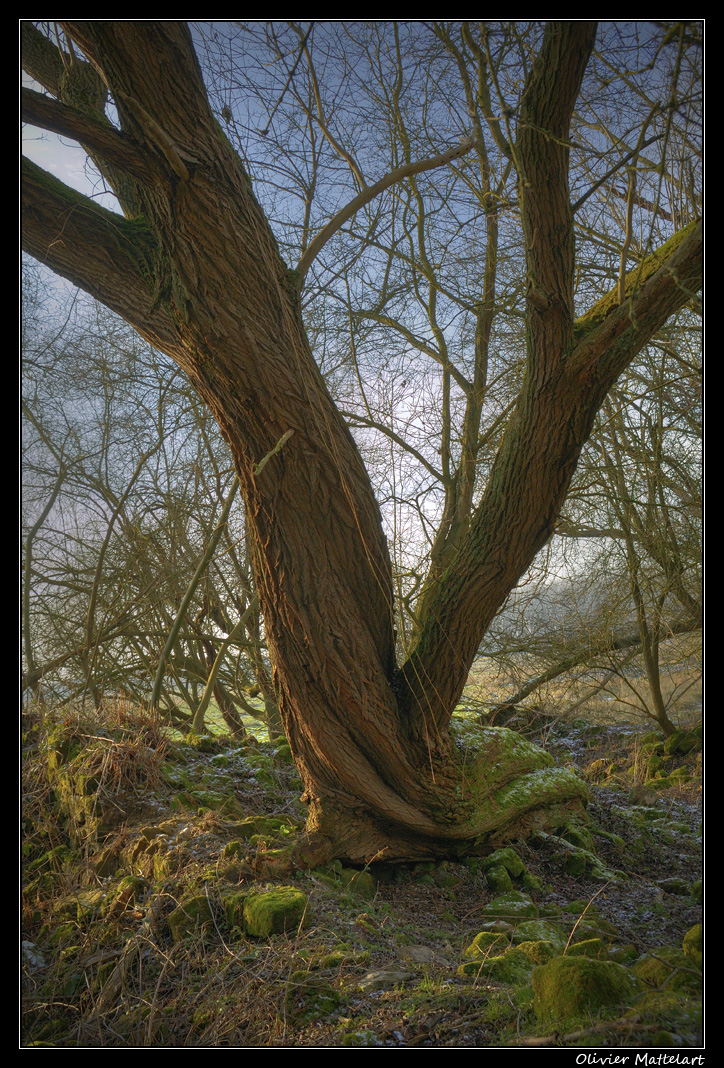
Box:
462 633 702 730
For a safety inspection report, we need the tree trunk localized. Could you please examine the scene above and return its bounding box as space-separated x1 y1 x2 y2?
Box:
22 21 702 864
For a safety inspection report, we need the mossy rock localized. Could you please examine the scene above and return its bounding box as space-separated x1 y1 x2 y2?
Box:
480 846 526 879
479 891 538 922
243 886 309 938
517 940 555 965
339 868 377 899
232 815 298 841
663 730 700 756
104 875 149 915
608 944 639 964
566 938 609 960
532 956 639 1027
512 920 567 953
462 931 511 960
74 888 107 923
484 864 513 894
690 879 702 905
183 733 218 752
272 743 295 766
168 894 214 943
682 924 703 969
556 817 595 852
657 877 689 896
633 946 702 994
220 890 247 930
342 1030 382 1047
458 946 534 985
521 872 544 891
564 851 588 877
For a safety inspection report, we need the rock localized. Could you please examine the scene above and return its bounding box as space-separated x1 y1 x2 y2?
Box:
243 886 309 938
462 931 511 960
358 967 415 992
682 924 703 970
397 945 453 967
532 956 638 1027
633 946 702 993
512 920 567 953
480 847 526 879
458 947 535 984
479 891 538 921
168 894 214 942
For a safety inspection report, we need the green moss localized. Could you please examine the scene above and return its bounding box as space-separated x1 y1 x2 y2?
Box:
243 886 309 938
633 946 702 994
574 220 698 335
532 956 638 1027
481 847 526 879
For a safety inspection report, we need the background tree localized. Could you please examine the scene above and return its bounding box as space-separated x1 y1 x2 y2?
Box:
22 271 280 735
22 21 702 866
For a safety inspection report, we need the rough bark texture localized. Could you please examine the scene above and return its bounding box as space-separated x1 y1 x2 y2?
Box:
22 21 702 863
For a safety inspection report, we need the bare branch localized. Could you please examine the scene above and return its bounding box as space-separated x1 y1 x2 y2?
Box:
296 138 476 280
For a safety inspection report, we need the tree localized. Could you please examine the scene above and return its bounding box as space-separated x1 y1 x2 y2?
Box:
22 274 281 735
22 21 702 866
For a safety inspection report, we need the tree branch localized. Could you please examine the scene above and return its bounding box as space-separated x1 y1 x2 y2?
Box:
570 218 703 383
22 156 176 354
22 86 149 179
296 138 476 280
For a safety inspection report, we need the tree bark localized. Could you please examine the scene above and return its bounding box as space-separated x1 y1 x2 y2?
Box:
22 21 702 864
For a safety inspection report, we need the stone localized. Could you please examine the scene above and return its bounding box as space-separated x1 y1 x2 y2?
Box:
682 924 703 970
242 886 309 938
168 894 214 943
532 956 638 1027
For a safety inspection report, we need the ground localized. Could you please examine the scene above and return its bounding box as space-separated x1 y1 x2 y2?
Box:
21 703 702 1048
